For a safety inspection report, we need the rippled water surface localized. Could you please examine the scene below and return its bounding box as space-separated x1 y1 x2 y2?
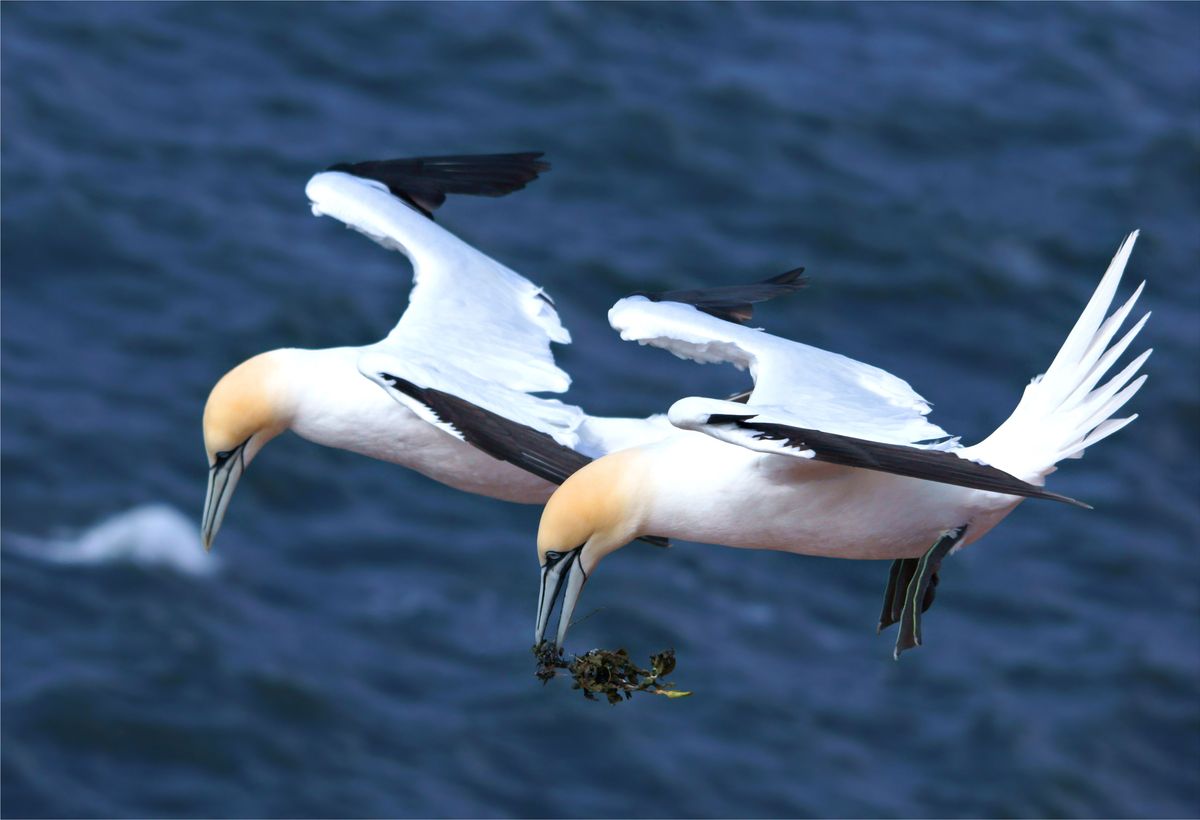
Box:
3 4 1199 817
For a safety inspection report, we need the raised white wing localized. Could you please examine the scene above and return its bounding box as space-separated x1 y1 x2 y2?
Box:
306 169 571 395
609 295 950 444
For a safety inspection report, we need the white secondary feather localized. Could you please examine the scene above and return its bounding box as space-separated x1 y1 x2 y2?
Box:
575 412 678 457
609 296 950 444
306 171 571 396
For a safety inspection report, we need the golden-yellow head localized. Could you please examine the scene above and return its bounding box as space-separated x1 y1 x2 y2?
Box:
201 350 293 549
534 450 648 649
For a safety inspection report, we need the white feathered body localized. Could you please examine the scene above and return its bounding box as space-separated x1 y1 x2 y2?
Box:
278 347 559 503
627 432 1011 560
273 345 672 503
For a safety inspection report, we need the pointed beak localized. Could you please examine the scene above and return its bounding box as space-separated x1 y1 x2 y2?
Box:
534 547 588 649
201 442 247 550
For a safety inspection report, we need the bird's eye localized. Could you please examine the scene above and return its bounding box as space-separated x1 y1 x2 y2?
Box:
211 437 251 470
545 551 562 561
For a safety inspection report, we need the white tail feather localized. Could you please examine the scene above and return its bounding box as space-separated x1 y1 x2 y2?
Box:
1060 414 1137 461
962 232 1150 484
1063 311 1149 408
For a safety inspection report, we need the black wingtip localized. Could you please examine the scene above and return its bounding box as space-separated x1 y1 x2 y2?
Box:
763 266 807 287
706 413 759 426
326 151 550 177
326 152 550 219
1053 493 1093 510
633 265 808 325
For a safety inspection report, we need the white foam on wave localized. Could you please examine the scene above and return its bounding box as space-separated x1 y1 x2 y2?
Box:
5 503 218 576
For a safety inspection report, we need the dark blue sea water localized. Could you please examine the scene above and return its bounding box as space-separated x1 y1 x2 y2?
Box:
3 3 1198 817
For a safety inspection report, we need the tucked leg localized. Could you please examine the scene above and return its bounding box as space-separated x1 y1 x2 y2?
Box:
880 558 942 633
893 526 967 659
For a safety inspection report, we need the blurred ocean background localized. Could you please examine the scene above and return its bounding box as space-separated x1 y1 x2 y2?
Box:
3 3 1198 817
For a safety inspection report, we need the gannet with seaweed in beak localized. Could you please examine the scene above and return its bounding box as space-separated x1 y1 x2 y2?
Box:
201 152 806 549
526 233 1149 658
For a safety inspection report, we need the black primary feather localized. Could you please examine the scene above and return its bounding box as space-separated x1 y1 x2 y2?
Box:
632 267 807 325
380 373 588 485
707 416 1090 508
327 152 550 219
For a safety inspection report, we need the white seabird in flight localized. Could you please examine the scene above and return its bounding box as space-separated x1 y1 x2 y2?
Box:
391 230 1142 662
201 152 806 550
485 232 1146 659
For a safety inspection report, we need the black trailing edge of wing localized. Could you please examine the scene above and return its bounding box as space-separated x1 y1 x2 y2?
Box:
379 373 670 548
380 373 588 485
706 415 1091 508
327 152 550 220
706 413 757 425
632 267 807 325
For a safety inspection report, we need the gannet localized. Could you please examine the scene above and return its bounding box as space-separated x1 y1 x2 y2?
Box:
201 152 806 549
391 230 1142 662
501 232 1146 659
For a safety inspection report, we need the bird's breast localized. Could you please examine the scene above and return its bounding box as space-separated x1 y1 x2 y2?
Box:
288 364 554 504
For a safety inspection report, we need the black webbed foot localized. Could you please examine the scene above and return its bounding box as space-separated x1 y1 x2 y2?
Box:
878 559 941 633
892 527 966 659
922 571 940 614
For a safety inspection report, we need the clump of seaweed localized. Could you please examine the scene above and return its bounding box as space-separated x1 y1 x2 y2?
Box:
534 642 692 704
